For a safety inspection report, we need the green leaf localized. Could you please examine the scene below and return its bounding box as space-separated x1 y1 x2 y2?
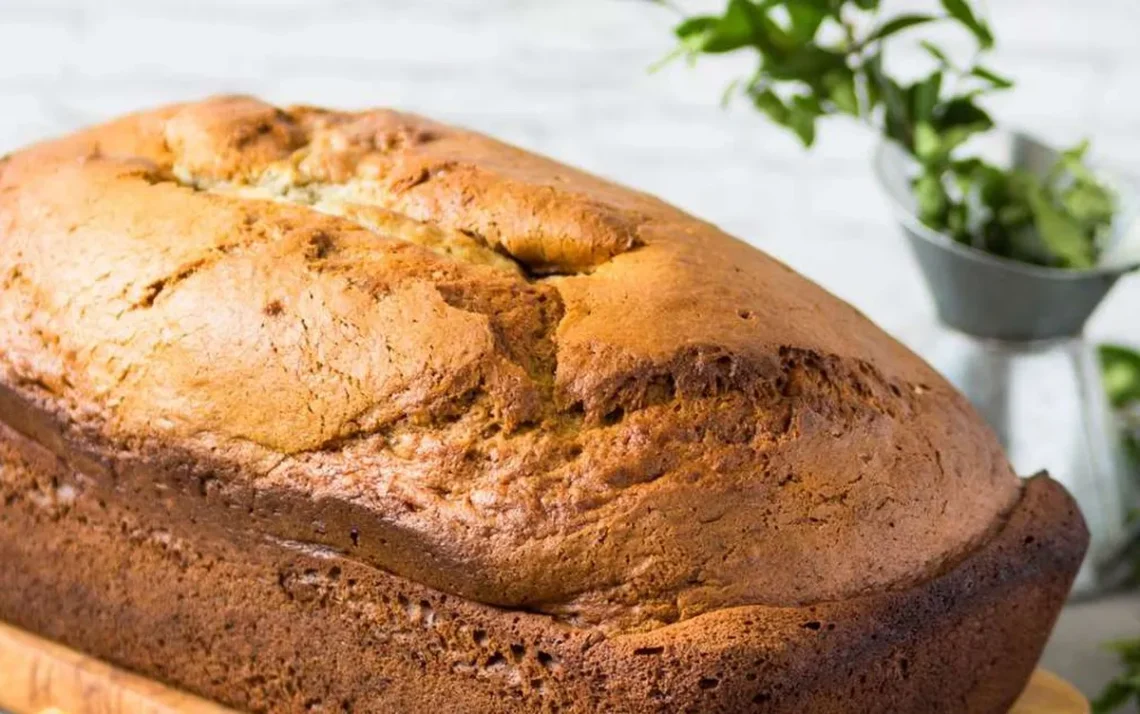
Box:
674 16 719 41
914 172 949 224
1053 139 1098 185
789 95 821 146
861 68 881 114
1114 638 1140 664
934 96 994 132
940 0 995 49
1039 140 1118 254
867 53 911 146
1093 678 1137 714
970 65 1014 89
1025 181 1097 268
853 0 879 8
1063 182 1116 225
950 157 986 176
997 201 1032 227
911 71 943 123
823 70 859 115
751 88 790 125
787 2 827 42
672 17 720 56
1063 139 1092 163
951 157 986 189
920 40 954 68
764 45 848 81
946 202 968 237
674 0 754 54
937 122 989 157
751 6 799 56
1100 345 1140 408
750 86 818 147
951 165 975 196
914 122 941 161
792 93 823 114
866 14 937 44
788 116 816 146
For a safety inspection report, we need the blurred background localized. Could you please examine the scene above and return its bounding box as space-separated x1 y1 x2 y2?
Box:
0 0 1137 705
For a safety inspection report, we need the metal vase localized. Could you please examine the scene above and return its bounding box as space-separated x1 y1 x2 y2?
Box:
873 131 1140 597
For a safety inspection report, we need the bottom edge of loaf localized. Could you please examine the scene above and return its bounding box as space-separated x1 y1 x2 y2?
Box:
0 419 1086 714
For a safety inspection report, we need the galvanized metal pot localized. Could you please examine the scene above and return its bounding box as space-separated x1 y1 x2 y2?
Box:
873 131 1140 597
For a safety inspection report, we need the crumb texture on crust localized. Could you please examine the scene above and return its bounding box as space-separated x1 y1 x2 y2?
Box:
0 417 1088 713
0 95 1020 632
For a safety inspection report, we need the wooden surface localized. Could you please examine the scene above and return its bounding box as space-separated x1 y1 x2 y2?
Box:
1012 669 1091 714
0 623 234 714
0 621 1088 714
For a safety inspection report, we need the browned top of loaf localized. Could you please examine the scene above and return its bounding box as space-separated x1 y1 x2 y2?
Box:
0 96 1018 633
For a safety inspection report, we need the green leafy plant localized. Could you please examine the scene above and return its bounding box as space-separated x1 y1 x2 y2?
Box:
1102 343 1140 465
1094 344 1140 714
655 0 1117 269
1093 638 1140 714
1103 345 1140 410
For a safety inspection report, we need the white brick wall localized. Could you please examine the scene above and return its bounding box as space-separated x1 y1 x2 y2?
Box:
0 0 1137 699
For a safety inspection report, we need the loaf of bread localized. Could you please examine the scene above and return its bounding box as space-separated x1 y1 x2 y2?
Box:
0 96 1087 713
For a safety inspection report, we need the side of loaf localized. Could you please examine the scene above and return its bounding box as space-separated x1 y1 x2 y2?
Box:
0 96 1088 712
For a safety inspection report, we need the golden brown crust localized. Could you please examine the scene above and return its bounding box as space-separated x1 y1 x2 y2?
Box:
0 96 1024 632
0 416 1087 713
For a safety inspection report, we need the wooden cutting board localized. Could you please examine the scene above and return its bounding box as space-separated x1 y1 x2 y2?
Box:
1011 669 1092 714
0 620 1089 713
0 623 235 714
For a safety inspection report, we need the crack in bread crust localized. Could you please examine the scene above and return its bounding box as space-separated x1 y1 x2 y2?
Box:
0 96 1024 633
172 166 527 275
